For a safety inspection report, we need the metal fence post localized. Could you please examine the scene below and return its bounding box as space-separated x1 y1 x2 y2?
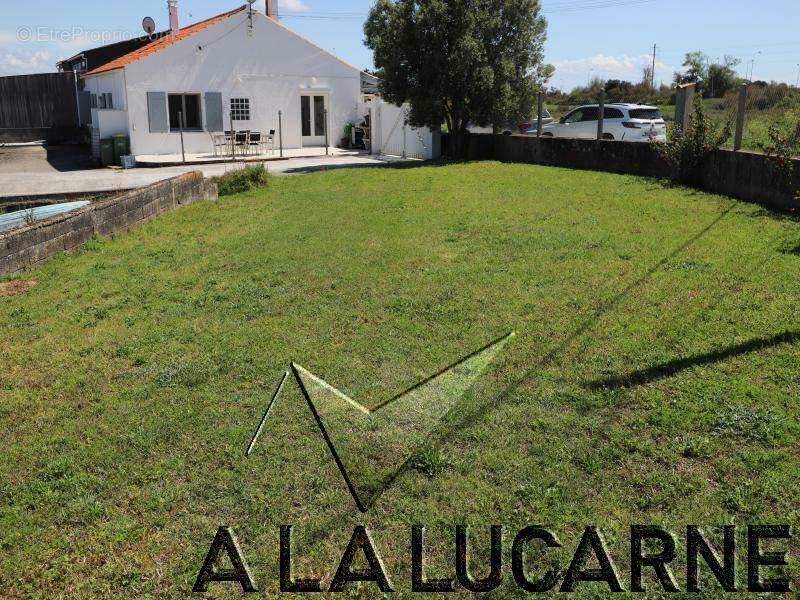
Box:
597 89 605 141
278 110 283 157
537 92 543 138
179 111 186 165
734 83 748 151
230 113 236 162
324 109 329 156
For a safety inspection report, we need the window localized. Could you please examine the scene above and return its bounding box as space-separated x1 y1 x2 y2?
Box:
230 98 250 121
563 110 584 124
301 96 311 136
95 93 114 110
603 108 624 119
580 107 599 122
168 94 202 131
313 96 325 136
629 108 663 120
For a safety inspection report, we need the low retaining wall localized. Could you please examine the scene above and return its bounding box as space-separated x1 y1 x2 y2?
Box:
0 172 217 274
475 134 799 211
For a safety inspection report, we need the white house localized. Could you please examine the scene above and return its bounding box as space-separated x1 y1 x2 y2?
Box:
81 1 368 158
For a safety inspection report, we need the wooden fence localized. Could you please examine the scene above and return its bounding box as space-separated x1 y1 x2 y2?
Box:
0 72 80 129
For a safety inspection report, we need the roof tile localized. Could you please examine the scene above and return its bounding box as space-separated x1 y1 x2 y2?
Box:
83 5 247 76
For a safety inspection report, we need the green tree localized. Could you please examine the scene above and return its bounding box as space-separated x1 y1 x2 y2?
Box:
364 0 550 156
707 56 741 98
673 51 708 87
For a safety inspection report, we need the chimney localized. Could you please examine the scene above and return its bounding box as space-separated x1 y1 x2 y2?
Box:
266 0 278 18
168 0 180 34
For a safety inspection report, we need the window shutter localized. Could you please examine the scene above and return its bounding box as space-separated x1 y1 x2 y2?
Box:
147 92 168 133
205 92 223 132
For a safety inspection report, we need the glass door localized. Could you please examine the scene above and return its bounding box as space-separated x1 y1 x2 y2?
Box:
300 94 327 146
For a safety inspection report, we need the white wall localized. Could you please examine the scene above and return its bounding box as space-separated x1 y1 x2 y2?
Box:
370 99 441 160
119 11 361 156
83 70 126 110
91 109 129 137
84 70 131 140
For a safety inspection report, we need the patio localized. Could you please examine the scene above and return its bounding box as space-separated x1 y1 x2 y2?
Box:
134 146 365 168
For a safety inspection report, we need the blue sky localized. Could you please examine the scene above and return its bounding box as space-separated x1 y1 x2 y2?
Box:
1 0 798 90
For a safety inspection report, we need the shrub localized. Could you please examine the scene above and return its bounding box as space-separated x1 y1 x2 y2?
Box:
654 96 731 185
761 124 800 206
212 164 270 197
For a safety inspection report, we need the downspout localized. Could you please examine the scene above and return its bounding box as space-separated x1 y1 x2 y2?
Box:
122 68 134 154
73 70 81 127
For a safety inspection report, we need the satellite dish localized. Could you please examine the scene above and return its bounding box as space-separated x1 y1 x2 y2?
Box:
142 17 156 35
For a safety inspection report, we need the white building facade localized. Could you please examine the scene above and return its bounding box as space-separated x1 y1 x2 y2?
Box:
82 5 364 157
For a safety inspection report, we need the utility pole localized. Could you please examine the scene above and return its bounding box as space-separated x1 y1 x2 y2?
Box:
796 64 800 88
651 44 657 89
748 51 762 82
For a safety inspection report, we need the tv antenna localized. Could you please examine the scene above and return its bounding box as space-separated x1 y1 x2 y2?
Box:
247 0 256 36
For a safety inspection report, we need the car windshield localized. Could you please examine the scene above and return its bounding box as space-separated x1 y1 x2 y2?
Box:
628 108 663 120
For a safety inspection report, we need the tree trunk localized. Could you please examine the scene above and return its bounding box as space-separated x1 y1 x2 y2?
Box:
450 127 467 159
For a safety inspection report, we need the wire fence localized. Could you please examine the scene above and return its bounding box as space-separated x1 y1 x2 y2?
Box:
531 80 800 157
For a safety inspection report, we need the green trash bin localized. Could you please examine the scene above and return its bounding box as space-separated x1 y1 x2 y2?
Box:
111 134 131 166
100 138 114 166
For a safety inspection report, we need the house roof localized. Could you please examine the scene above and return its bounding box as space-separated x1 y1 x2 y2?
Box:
83 6 248 76
82 5 369 79
59 32 171 73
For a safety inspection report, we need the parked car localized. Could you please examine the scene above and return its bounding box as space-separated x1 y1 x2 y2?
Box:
517 109 555 134
540 103 667 142
468 111 555 136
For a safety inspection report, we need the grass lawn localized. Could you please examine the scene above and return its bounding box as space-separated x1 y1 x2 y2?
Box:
2 162 800 597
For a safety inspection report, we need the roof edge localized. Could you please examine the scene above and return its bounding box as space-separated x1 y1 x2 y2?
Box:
83 5 247 77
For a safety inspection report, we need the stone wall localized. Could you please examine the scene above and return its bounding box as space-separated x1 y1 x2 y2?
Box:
0 172 217 274
472 134 799 211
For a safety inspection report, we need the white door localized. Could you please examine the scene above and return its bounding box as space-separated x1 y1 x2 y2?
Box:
301 94 328 147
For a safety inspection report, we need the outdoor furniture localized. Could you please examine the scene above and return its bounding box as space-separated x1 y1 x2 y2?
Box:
248 131 262 155
211 133 228 157
265 130 276 155
234 131 249 156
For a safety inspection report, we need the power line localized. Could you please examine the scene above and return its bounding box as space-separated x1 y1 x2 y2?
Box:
278 0 661 20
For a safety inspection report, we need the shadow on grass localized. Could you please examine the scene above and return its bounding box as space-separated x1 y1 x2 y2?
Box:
288 194 794 553
298 201 738 524
584 330 800 391
280 157 467 176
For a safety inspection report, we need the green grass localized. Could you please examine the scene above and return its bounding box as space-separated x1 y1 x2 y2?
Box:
2 162 800 597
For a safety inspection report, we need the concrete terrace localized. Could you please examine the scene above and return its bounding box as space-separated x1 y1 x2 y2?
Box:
0 152 410 201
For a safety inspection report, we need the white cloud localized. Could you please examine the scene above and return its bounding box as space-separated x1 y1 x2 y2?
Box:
0 50 53 76
254 0 310 13
551 53 678 89
280 0 311 11
0 31 18 46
